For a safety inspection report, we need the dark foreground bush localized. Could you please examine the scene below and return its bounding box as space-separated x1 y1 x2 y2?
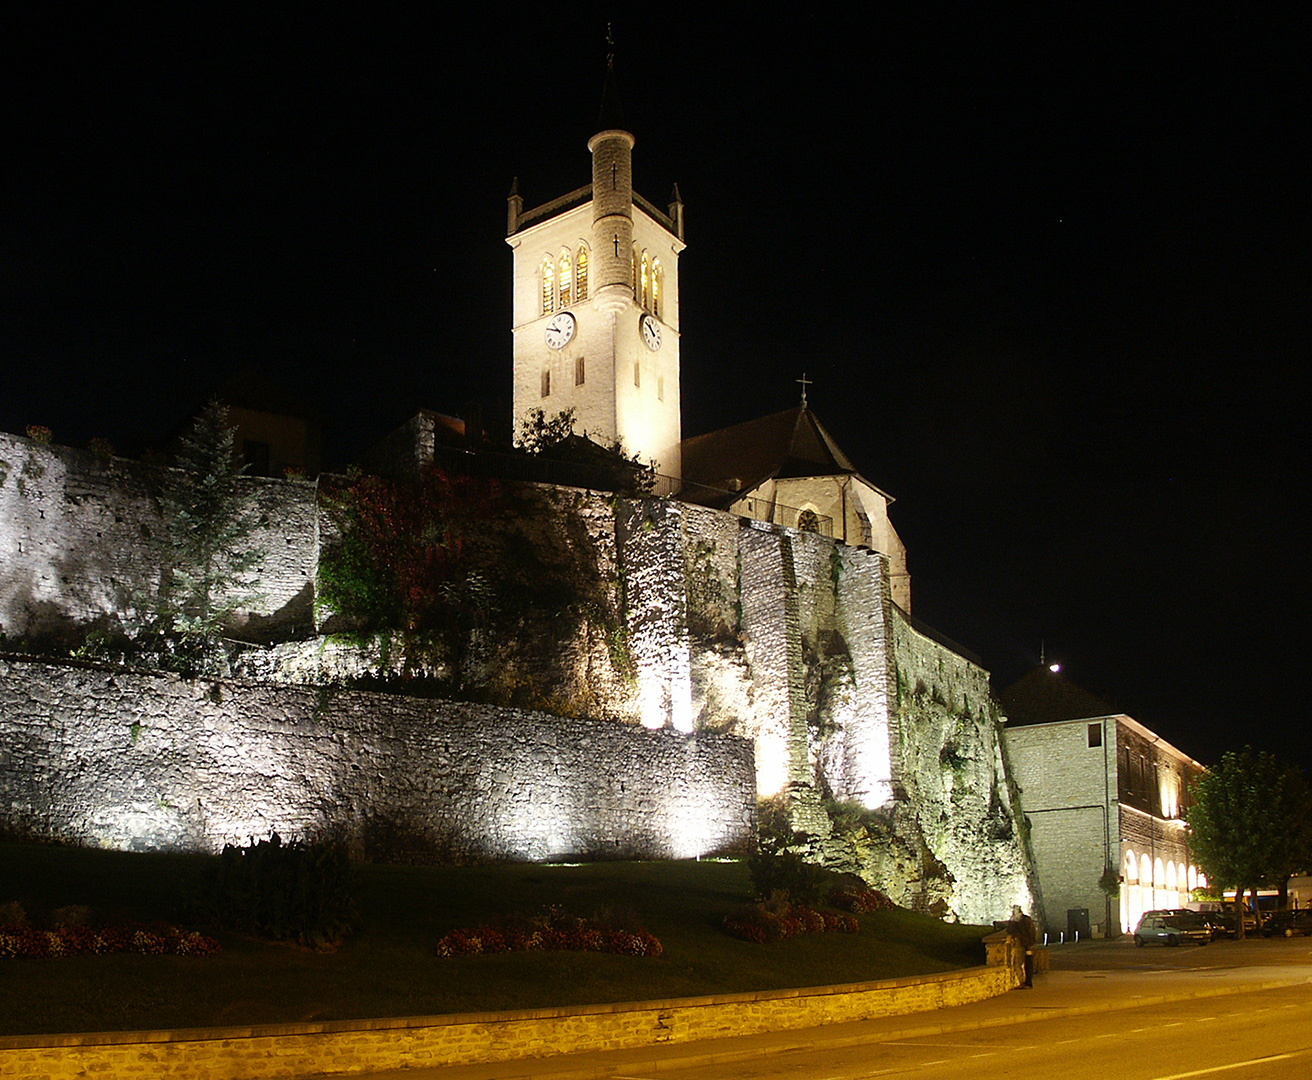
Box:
206 833 359 948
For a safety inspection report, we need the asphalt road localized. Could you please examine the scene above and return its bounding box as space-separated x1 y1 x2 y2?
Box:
350 935 1312 1080
621 982 1312 1080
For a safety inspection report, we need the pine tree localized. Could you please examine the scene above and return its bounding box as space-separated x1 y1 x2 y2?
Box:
136 401 262 672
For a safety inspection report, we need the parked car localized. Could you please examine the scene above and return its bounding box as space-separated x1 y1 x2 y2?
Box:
1190 905 1259 937
1261 909 1312 937
1197 910 1232 938
1134 911 1212 946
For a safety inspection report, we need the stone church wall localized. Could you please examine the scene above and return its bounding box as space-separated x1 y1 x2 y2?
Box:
0 432 318 642
0 655 756 861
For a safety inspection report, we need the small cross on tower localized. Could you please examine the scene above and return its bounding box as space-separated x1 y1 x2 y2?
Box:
797 372 813 406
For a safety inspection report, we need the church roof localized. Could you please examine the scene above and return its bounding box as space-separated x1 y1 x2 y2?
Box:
999 667 1121 726
680 406 893 508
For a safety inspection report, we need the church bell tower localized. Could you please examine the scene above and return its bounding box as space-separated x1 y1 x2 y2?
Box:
506 47 684 480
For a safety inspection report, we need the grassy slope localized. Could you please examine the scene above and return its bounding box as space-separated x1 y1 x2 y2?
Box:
0 843 989 1036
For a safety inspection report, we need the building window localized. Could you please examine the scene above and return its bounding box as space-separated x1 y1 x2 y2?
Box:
1088 723 1102 748
657 374 664 402
640 250 650 311
575 356 585 386
558 251 572 308
576 245 588 300
541 258 555 314
633 361 640 388
798 509 819 533
541 368 551 398
652 259 662 318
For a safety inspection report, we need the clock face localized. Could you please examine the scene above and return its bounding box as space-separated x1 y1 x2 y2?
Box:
544 311 576 350
641 313 661 351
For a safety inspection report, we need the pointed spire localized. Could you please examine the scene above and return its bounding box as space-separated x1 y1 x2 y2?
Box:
506 176 523 235
597 22 627 133
668 183 685 241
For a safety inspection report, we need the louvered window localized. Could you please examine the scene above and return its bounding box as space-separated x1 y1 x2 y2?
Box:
576 246 588 300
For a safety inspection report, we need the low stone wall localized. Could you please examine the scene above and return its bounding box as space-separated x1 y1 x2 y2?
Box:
0 965 1012 1079
0 655 756 861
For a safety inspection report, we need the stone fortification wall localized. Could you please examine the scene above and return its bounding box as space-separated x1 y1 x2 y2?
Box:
0 432 318 642
1 431 1033 921
887 613 1039 924
0 655 756 861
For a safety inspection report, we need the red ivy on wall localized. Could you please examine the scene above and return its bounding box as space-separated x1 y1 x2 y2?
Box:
319 467 501 634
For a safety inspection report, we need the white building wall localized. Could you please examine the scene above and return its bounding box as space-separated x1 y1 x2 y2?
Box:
1003 717 1116 935
508 203 681 479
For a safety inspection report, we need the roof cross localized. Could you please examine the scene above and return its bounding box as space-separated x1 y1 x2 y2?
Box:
797 372 812 406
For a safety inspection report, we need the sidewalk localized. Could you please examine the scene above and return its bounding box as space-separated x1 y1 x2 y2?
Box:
347 958 1312 1080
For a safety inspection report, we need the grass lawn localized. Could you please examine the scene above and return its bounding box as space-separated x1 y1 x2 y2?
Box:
0 842 990 1037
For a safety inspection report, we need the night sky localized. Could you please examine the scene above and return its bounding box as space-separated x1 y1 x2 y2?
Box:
4 9 1307 772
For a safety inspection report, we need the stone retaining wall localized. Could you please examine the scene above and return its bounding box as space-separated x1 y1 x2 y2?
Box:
0 656 755 861
0 965 1011 1079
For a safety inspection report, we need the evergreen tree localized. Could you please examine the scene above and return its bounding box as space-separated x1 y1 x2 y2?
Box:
136 401 262 672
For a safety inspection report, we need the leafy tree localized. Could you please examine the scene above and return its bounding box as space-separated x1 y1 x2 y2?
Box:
516 407 657 494
134 401 262 672
516 406 579 455
1187 747 1310 937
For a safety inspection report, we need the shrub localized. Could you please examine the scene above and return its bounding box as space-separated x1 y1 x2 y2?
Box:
206 833 359 948
747 847 828 906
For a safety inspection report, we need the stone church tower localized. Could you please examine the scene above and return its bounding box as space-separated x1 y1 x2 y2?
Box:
506 57 684 480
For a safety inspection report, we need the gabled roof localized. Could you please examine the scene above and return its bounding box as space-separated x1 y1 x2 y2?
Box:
999 667 1120 726
680 406 893 508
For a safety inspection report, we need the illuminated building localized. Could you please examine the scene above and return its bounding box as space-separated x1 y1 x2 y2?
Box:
1001 667 1205 937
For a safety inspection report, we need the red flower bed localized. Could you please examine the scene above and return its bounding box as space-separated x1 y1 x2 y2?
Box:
0 921 220 959
721 901 859 944
827 885 895 913
435 909 662 958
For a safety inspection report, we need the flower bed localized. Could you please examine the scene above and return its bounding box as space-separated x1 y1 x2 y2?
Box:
721 901 859 944
435 907 662 958
827 885 895 913
0 921 220 959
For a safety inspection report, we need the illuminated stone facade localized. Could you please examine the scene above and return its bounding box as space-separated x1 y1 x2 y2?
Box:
0 432 318 642
1001 673 1205 937
0 428 1037 921
507 128 684 479
0 656 756 860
